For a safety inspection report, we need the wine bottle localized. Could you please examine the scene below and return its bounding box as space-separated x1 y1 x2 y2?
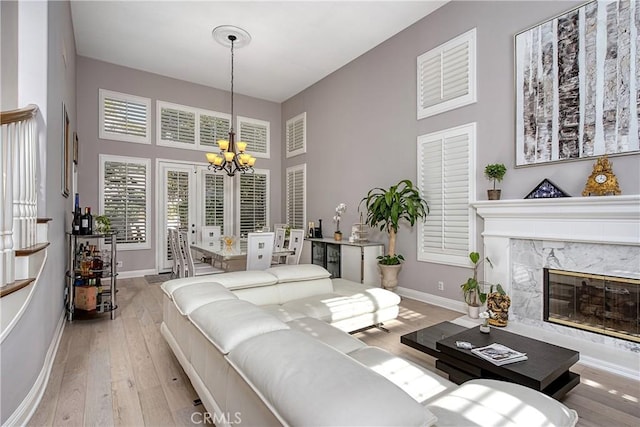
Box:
72 193 81 235
80 207 93 235
86 207 93 235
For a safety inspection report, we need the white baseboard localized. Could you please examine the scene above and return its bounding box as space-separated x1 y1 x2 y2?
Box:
117 268 157 279
6 311 66 426
396 286 467 314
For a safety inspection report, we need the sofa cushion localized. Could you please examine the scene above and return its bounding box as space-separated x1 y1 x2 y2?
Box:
280 293 358 322
286 317 366 354
265 264 331 282
189 300 288 354
260 304 307 322
228 329 437 426
424 379 578 427
275 277 334 304
349 347 456 404
332 278 401 308
207 270 278 290
172 282 238 316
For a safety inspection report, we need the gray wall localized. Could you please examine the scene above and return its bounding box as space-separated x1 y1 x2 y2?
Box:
76 57 282 272
282 0 640 302
1 1 75 423
1 0 18 110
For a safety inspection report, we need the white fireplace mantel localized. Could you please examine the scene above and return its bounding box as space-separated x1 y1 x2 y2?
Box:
472 195 640 246
470 195 640 378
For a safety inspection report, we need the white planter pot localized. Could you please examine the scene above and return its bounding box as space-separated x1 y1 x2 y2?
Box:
467 305 480 319
378 264 402 292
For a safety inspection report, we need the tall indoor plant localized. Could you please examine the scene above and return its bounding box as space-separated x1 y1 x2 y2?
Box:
360 179 428 291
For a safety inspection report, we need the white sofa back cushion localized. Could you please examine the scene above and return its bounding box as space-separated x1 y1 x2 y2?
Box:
265 264 331 282
189 300 289 354
228 329 437 427
172 282 238 316
160 270 277 297
208 270 278 290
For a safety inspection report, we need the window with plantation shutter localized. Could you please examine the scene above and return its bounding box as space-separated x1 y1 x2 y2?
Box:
238 170 269 238
286 164 306 230
285 112 306 158
99 89 151 144
204 173 225 228
99 155 151 250
417 28 476 119
238 116 270 158
165 170 190 261
156 101 232 151
166 170 190 230
417 123 476 267
201 114 230 148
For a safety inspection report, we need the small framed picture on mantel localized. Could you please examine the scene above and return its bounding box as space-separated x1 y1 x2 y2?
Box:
525 179 570 199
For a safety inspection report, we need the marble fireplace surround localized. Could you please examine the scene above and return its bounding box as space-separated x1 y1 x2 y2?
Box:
472 195 640 379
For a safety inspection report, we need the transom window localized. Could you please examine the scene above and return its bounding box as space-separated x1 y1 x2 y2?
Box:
99 89 151 144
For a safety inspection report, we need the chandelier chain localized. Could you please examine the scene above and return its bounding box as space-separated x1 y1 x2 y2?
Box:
230 35 235 132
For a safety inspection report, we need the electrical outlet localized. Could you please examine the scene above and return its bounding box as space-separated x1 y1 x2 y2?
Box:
116 261 123 267
438 281 444 291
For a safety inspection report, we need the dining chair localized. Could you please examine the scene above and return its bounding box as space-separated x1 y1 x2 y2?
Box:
246 232 275 271
271 227 287 265
286 229 305 265
273 223 288 232
200 225 222 248
179 230 225 277
168 228 183 278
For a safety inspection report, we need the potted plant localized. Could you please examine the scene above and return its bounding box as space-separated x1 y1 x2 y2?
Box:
484 163 507 200
360 179 428 292
95 215 111 234
460 251 493 318
333 203 346 241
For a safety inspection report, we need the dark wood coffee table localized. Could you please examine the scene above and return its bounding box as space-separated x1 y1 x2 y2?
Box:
401 321 580 400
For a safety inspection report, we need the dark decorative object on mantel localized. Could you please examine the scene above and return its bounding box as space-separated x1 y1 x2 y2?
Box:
525 179 570 199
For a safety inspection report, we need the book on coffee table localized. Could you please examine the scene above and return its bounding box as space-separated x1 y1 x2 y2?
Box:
471 343 528 366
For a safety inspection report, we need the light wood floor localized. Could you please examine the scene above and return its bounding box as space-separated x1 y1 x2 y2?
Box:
29 276 640 426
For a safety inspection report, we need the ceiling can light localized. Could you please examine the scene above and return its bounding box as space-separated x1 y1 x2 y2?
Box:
206 25 255 177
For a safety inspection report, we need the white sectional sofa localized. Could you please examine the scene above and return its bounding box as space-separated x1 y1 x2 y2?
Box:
160 265 578 427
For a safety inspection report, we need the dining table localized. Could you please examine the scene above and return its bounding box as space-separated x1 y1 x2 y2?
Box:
190 241 293 272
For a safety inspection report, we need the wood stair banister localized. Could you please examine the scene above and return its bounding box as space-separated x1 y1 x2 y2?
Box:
0 278 36 298
0 104 38 125
15 242 50 257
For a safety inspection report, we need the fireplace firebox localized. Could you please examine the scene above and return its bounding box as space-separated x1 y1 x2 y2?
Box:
543 269 639 343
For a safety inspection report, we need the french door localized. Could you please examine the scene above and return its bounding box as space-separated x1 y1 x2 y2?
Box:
157 161 232 272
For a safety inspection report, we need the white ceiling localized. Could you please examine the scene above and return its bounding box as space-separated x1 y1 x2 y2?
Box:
70 1 447 103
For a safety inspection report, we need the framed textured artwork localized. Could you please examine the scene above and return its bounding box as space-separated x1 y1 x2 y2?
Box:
73 132 79 166
515 0 639 167
61 103 70 198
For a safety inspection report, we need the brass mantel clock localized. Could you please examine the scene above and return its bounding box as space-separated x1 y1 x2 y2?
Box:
582 155 621 196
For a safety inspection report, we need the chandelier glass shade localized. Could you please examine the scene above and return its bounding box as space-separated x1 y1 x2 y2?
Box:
207 26 255 176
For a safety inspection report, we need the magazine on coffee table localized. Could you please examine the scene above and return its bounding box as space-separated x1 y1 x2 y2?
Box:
471 343 528 366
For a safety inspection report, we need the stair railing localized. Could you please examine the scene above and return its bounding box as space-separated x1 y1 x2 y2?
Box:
1 104 39 287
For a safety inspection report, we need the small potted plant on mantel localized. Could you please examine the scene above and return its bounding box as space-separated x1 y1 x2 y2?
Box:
360 179 428 292
484 163 507 200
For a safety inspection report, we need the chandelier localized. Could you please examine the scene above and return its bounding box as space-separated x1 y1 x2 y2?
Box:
206 26 256 176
